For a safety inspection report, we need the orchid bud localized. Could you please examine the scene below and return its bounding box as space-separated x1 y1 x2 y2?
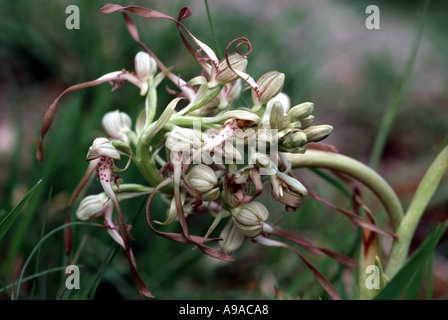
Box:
303 125 333 143
231 201 269 237
111 140 132 157
86 137 121 161
280 131 307 149
266 92 291 114
269 101 285 130
292 131 308 147
219 220 246 254
134 51 157 82
298 115 315 129
216 53 248 84
102 110 132 144
76 193 110 221
165 128 201 153
252 71 285 111
285 102 314 125
186 164 218 193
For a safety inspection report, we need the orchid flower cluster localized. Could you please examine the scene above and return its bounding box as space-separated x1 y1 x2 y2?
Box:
37 4 358 299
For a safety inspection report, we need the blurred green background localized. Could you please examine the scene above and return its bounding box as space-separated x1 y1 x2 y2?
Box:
0 0 447 300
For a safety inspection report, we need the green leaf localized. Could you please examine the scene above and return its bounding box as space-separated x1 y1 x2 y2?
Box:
375 222 447 300
0 179 42 241
14 221 103 299
386 144 448 277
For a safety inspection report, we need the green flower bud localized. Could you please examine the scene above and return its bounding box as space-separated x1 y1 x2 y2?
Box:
86 137 121 161
186 164 218 193
134 51 157 82
231 201 269 237
285 102 314 125
269 102 285 130
279 130 307 149
102 110 132 144
216 53 248 84
268 92 291 113
261 92 290 127
111 140 133 157
297 115 315 129
303 125 333 143
76 193 110 221
219 219 246 255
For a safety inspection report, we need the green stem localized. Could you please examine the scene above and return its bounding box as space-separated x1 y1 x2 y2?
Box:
287 150 404 230
288 149 404 300
204 0 223 57
178 85 223 116
145 81 157 126
369 0 430 170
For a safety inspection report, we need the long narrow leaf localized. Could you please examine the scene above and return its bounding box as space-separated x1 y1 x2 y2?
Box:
375 222 447 300
386 144 448 277
14 222 103 299
0 179 42 241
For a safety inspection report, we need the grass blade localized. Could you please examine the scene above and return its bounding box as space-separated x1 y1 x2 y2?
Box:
30 187 52 299
375 222 447 300
14 221 103 299
0 179 42 241
83 243 120 300
0 266 67 295
386 144 448 277
369 0 431 170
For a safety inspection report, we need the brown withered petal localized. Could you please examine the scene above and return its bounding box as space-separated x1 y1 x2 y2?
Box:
37 72 128 163
146 178 234 262
265 223 358 267
101 4 220 75
305 182 398 240
255 236 342 300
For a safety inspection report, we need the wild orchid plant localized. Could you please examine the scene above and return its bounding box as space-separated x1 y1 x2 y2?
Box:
36 4 446 300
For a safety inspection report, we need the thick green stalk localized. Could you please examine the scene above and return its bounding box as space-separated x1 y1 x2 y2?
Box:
288 149 404 300
145 81 157 126
287 150 404 229
204 0 223 57
178 85 223 116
